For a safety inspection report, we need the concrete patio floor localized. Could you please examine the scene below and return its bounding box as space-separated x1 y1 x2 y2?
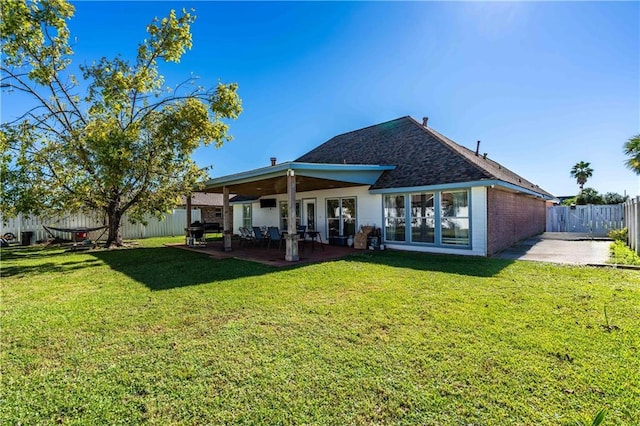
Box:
166 238 359 267
493 232 612 265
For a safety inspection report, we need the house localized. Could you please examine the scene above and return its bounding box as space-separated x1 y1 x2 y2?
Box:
181 192 230 227
203 116 555 261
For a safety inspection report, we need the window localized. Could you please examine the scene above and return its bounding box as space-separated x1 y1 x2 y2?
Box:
384 195 405 242
214 207 223 219
242 204 252 229
326 197 357 237
441 191 469 245
279 201 300 231
383 190 471 248
410 193 435 243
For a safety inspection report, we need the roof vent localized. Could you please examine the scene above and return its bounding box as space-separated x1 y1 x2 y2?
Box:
483 153 487 159
422 117 429 127
475 140 481 156
270 157 276 166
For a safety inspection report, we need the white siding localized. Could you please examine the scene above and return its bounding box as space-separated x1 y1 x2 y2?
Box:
232 203 244 234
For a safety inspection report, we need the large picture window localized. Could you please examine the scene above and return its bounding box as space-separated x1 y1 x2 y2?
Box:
384 195 405 242
326 197 357 237
383 190 470 248
411 193 435 243
440 191 469 245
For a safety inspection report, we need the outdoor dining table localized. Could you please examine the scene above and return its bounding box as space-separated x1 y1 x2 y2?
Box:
305 230 324 251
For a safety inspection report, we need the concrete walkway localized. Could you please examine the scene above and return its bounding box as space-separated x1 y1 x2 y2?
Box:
493 232 612 265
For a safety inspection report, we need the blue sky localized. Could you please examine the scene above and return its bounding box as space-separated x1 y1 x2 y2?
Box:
3 1 639 197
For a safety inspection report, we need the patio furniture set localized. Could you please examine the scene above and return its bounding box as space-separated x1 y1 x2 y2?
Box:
238 226 324 251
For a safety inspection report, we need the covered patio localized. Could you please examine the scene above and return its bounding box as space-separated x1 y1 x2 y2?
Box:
193 161 394 262
167 237 360 267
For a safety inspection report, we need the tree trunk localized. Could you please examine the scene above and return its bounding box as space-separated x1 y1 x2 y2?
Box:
105 196 124 247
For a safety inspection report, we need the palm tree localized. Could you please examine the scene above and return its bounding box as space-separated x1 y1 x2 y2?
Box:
570 161 594 190
623 134 640 175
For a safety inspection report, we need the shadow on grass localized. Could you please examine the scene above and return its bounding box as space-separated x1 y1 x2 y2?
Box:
1 258 103 277
90 247 276 290
344 249 514 277
2 242 513 288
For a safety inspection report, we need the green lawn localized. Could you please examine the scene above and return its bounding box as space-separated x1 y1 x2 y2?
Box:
2 237 639 425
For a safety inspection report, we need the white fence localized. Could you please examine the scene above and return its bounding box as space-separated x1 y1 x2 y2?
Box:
546 204 624 236
623 196 640 255
1 209 201 244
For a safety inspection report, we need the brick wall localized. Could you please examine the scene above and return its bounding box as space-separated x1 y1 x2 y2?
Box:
486 188 546 255
199 206 232 228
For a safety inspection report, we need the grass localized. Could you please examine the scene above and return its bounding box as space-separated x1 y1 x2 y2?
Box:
608 241 640 266
1 236 639 425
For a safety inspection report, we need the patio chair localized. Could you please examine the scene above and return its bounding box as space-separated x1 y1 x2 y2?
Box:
252 226 267 247
267 226 283 250
238 227 255 247
296 225 307 251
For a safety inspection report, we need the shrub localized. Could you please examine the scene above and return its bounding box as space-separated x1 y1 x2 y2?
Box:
608 228 627 242
609 240 640 265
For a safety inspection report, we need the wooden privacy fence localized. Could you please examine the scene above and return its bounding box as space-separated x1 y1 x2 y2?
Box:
546 204 623 236
0 209 201 244
623 196 640 255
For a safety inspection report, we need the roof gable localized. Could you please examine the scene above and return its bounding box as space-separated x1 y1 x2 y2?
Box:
296 116 553 197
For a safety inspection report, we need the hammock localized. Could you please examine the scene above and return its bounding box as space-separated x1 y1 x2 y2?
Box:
43 225 108 243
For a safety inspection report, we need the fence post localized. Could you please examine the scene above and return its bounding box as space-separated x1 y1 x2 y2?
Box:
630 196 640 255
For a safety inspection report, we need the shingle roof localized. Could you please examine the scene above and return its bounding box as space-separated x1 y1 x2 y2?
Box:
181 192 226 206
295 116 553 197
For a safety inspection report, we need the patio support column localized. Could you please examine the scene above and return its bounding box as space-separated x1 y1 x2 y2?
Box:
285 169 299 261
223 186 232 252
185 195 192 241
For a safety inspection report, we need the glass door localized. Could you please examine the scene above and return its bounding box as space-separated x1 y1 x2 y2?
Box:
302 199 316 231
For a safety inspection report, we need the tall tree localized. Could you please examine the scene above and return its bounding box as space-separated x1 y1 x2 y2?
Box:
623 134 640 175
570 161 594 190
1 0 242 247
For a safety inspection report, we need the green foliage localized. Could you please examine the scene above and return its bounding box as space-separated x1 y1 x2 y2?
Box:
623 134 640 175
576 188 603 205
602 192 628 205
570 161 594 190
2 238 639 424
609 240 640 265
607 227 627 242
0 1 242 246
561 192 626 206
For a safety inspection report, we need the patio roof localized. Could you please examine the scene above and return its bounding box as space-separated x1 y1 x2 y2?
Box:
203 161 395 196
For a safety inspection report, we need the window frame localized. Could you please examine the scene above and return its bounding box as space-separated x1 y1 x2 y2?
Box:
242 203 252 229
382 189 471 249
325 196 358 239
279 201 301 231
440 190 470 246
